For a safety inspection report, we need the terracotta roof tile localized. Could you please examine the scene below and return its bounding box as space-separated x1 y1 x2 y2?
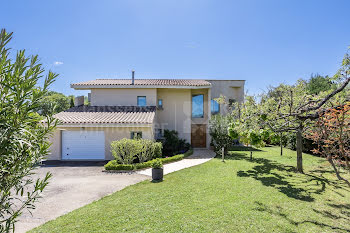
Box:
54 106 155 125
71 79 211 87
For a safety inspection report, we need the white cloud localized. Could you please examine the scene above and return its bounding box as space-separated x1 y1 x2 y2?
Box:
53 61 63 66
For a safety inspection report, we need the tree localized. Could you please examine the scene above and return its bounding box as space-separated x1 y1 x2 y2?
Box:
39 91 71 115
0 29 57 232
209 114 236 156
258 56 350 173
305 74 336 95
306 102 350 187
228 96 267 160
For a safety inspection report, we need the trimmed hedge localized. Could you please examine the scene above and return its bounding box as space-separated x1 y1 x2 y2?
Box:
104 161 134 171
104 148 193 171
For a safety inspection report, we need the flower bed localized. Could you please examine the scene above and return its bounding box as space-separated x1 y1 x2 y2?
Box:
104 149 193 171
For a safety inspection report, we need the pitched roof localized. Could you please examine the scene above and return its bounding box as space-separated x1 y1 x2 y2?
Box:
54 106 156 125
71 79 211 88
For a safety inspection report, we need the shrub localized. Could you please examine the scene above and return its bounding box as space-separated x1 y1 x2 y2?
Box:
151 159 163 169
105 160 134 170
153 142 163 158
137 139 154 163
161 154 184 163
134 161 153 170
111 139 163 164
161 130 191 156
184 148 193 157
111 139 143 164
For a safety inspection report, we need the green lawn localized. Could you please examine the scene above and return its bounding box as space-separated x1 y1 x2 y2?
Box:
31 147 350 233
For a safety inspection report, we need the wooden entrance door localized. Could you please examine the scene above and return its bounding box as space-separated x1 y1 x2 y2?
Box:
191 124 206 148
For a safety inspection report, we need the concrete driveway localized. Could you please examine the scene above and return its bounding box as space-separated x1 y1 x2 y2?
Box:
16 165 149 233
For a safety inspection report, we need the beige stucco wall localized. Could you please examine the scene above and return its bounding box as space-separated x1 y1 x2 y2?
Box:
208 80 245 115
90 88 157 106
156 89 192 144
47 126 153 160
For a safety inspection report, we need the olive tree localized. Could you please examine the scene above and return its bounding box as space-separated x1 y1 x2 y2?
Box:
0 29 57 232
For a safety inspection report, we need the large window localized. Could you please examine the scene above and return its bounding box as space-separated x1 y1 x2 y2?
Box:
192 94 204 118
211 99 220 115
137 96 146 107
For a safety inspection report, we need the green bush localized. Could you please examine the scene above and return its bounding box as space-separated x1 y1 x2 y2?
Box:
111 139 163 164
105 149 193 171
161 154 184 163
137 139 154 163
151 159 163 169
105 160 134 170
153 142 162 158
134 161 153 170
111 139 143 164
184 148 193 157
161 130 191 156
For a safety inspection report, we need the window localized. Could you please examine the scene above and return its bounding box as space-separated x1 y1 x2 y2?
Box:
137 96 146 107
131 131 142 139
155 128 163 139
211 99 220 115
158 99 163 109
192 94 204 118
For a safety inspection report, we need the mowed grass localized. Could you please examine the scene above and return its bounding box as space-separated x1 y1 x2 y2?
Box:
31 147 350 233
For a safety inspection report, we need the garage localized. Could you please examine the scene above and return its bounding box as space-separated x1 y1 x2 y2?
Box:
61 131 105 160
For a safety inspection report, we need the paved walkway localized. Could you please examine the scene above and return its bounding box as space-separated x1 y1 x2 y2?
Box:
137 149 215 176
16 149 215 232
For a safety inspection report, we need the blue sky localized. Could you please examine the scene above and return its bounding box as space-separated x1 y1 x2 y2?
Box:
2 0 350 96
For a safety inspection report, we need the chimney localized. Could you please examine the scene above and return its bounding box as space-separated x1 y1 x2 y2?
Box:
131 70 135 85
74 96 84 106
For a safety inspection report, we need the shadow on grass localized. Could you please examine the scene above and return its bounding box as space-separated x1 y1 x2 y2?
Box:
225 152 345 202
227 146 263 152
254 201 350 232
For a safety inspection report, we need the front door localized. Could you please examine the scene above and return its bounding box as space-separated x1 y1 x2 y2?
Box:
191 124 206 148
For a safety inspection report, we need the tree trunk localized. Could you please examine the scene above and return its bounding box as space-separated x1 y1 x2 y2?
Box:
327 156 350 187
222 147 225 162
296 126 303 173
280 133 283 156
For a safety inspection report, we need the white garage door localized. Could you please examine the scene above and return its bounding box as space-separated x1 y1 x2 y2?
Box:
62 131 105 160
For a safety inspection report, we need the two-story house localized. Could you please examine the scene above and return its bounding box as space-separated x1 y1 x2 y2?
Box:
48 74 245 160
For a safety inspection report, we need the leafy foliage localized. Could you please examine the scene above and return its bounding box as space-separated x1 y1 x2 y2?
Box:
104 161 134 171
254 57 350 172
105 150 193 171
305 74 336 95
306 102 350 186
0 29 57 232
137 139 163 163
209 114 237 155
228 96 268 159
161 130 190 156
39 91 74 115
111 139 143 164
111 139 162 164
151 159 163 169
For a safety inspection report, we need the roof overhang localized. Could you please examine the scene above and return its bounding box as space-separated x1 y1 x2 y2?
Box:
71 84 211 90
57 123 153 128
